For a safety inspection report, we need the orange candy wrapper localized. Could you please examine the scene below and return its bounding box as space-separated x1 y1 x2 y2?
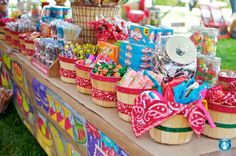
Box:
97 41 120 64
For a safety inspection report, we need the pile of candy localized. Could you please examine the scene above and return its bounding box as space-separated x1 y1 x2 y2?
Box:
207 85 236 106
92 60 128 77
90 17 129 42
6 15 36 33
70 0 128 6
119 69 163 89
218 71 236 90
34 38 61 67
63 43 98 59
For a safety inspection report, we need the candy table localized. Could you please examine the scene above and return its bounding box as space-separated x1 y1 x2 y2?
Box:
0 40 235 156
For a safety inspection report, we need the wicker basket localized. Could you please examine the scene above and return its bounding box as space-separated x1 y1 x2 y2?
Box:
75 60 93 95
90 72 121 107
11 31 20 50
116 85 147 122
71 4 120 43
149 115 193 145
203 103 236 139
59 55 77 84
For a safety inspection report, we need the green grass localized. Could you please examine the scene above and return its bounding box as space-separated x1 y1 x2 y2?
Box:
0 103 46 156
153 0 185 6
217 38 236 70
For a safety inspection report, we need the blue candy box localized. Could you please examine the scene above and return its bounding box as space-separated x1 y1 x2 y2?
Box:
119 41 154 61
145 25 162 44
129 24 157 46
119 56 151 71
119 41 153 70
160 26 174 36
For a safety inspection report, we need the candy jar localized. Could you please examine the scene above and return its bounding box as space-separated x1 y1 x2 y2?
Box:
190 25 203 53
205 57 221 86
196 53 207 84
202 28 218 56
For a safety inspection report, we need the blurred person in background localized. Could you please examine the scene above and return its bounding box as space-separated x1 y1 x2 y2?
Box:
230 0 236 14
0 0 8 19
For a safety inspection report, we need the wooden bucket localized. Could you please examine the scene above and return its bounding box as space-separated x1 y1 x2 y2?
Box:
59 55 77 84
218 74 236 90
19 34 27 55
149 115 193 145
0 27 5 40
4 27 11 44
116 84 147 122
11 31 20 50
203 103 236 139
24 38 35 60
90 72 121 107
75 60 93 95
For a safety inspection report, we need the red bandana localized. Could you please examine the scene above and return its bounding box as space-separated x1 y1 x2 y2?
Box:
131 91 208 137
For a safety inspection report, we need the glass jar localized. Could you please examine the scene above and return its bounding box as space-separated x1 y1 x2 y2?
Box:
190 25 204 53
202 28 218 57
196 53 207 83
205 57 221 86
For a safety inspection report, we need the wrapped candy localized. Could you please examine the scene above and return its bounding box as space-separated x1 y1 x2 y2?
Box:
34 38 61 67
119 69 164 89
89 17 129 42
92 60 127 77
6 15 36 33
218 71 236 90
207 85 236 106
63 43 98 60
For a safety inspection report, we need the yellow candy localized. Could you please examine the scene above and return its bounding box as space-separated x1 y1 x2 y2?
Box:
64 45 69 50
